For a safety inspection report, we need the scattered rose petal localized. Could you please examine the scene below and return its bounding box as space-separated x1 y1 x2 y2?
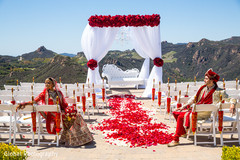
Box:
95 96 173 148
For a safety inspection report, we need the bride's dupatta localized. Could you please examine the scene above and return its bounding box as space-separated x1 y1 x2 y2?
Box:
34 80 68 134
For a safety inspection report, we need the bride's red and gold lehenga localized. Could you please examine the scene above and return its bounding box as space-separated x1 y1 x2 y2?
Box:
34 80 93 147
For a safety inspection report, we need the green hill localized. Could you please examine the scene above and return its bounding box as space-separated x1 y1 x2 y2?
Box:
0 36 240 89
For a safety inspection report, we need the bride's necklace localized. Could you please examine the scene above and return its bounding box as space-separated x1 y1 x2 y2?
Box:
48 90 57 100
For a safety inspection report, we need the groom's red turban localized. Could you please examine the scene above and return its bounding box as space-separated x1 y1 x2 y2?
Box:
205 69 220 82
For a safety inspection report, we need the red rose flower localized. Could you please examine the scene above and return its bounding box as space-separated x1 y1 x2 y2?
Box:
87 59 98 70
153 57 164 67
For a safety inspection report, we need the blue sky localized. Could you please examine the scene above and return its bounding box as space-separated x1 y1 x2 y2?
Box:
0 0 239 56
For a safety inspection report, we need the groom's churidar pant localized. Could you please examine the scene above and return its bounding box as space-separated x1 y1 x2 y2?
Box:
172 111 187 142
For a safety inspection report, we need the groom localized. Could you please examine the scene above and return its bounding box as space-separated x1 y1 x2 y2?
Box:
168 69 236 147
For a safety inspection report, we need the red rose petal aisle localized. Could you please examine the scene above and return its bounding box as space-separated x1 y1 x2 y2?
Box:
94 96 173 148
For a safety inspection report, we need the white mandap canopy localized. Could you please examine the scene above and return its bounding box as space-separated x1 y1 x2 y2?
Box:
81 14 164 97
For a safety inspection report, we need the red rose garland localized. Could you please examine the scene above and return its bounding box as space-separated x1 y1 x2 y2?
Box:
153 57 164 67
89 14 160 27
87 59 98 70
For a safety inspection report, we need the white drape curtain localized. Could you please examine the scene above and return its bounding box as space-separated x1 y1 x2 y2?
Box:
138 58 150 79
131 25 162 97
130 36 150 81
81 24 119 84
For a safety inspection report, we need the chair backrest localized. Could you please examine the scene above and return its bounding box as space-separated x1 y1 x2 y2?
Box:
65 97 76 104
14 95 32 102
20 82 33 87
14 90 33 96
36 105 60 112
194 104 218 112
33 83 45 88
18 86 32 91
18 105 34 112
179 97 191 104
4 85 19 91
93 84 107 89
225 90 240 96
0 95 14 102
221 102 240 109
0 104 15 111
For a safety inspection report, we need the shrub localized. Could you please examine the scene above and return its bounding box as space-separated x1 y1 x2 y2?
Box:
222 145 240 160
0 143 28 160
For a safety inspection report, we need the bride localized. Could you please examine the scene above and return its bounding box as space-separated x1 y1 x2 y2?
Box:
16 77 93 146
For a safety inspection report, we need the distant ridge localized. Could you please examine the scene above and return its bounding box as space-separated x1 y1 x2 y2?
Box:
59 53 76 57
220 36 240 45
0 36 240 89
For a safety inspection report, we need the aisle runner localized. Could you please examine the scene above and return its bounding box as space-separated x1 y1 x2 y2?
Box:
95 96 173 148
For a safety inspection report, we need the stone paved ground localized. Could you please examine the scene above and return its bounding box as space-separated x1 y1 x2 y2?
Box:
13 88 238 159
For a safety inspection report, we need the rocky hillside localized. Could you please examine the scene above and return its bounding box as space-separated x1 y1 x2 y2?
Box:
162 37 240 82
20 46 57 60
0 36 239 88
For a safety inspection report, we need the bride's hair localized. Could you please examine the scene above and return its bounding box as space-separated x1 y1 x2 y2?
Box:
46 77 56 87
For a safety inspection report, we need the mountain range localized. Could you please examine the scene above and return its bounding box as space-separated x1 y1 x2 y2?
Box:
0 36 239 89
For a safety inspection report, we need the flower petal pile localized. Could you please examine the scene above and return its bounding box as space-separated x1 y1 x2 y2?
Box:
95 97 173 148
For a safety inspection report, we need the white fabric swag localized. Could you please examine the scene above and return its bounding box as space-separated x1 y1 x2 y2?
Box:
130 35 150 83
81 24 162 97
81 24 119 84
130 26 162 97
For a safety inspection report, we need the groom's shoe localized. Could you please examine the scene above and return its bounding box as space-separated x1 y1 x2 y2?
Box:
181 134 187 138
167 141 179 147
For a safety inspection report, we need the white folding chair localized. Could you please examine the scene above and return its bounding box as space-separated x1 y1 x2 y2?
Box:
219 102 240 146
191 104 218 146
151 91 167 114
0 104 15 143
13 105 35 145
75 94 91 119
36 104 61 146
95 89 108 112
